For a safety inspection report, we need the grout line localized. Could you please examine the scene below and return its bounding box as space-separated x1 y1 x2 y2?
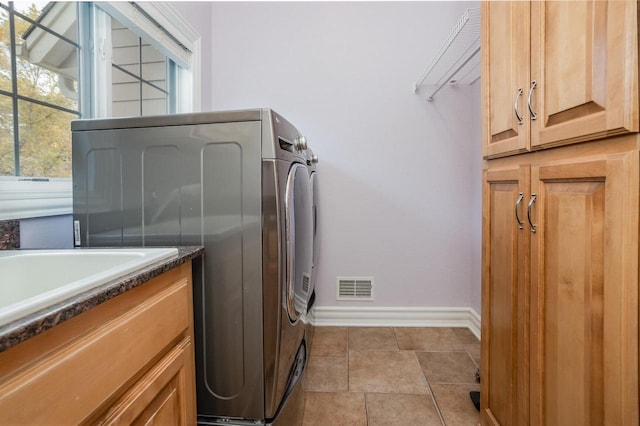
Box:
346 327 351 393
466 349 481 370
392 326 401 349
413 347 447 425
364 392 370 426
429 385 447 426
464 348 481 370
412 350 430 391
300 387 308 425
428 381 481 385
417 348 447 426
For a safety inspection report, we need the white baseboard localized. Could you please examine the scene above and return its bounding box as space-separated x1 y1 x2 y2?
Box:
310 306 481 340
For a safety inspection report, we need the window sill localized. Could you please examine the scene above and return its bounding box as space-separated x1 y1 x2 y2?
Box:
0 178 72 221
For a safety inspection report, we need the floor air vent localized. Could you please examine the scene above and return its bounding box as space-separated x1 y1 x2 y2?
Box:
336 277 374 301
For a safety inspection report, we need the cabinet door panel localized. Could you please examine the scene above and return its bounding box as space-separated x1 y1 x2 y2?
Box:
99 337 196 426
481 166 529 426
133 380 180 426
530 1 638 149
541 179 605 426
530 153 639 426
482 2 530 158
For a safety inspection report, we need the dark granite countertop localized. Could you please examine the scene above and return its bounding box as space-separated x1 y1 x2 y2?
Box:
0 246 204 353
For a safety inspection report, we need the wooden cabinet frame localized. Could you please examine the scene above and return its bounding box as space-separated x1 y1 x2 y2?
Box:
482 1 640 423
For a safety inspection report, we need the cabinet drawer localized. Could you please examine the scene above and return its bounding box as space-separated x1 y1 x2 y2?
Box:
0 274 191 425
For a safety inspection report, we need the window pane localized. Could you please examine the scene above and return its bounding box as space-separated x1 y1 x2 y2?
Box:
14 2 77 44
12 2 45 17
109 15 171 117
0 93 14 175
15 14 78 110
112 64 138 95
112 65 140 117
111 17 140 78
18 99 75 177
112 46 139 75
141 42 166 83
0 7 11 93
141 82 166 116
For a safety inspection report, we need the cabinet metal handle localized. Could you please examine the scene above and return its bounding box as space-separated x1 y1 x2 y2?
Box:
515 192 524 229
527 193 537 233
527 80 537 120
514 88 524 125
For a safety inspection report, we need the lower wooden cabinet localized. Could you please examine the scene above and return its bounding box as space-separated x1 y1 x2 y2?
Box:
481 137 639 425
0 262 197 425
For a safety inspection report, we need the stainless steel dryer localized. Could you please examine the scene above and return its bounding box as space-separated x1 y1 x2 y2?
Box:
71 109 314 425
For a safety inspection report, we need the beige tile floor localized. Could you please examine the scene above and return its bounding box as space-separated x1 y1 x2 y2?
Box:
301 327 480 426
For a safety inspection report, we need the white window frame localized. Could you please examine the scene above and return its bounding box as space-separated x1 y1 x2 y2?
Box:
0 2 201 221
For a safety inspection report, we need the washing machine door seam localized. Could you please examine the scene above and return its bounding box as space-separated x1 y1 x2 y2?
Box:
284 161 313 324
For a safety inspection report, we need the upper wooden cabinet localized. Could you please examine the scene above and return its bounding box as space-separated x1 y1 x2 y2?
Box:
482 0 639 158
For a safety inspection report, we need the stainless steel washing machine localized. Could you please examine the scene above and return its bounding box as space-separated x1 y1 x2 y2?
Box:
71 109 313 425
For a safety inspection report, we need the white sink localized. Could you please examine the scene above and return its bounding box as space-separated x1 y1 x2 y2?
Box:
0 248 179 327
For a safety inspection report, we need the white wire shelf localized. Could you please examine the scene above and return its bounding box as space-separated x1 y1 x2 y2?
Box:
414 7 481 101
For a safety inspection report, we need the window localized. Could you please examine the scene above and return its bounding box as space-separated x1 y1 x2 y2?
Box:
0 2 200 220
110 16 176 117
0 1 80 178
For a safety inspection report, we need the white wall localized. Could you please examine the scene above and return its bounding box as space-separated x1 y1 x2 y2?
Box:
209 1 482 311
